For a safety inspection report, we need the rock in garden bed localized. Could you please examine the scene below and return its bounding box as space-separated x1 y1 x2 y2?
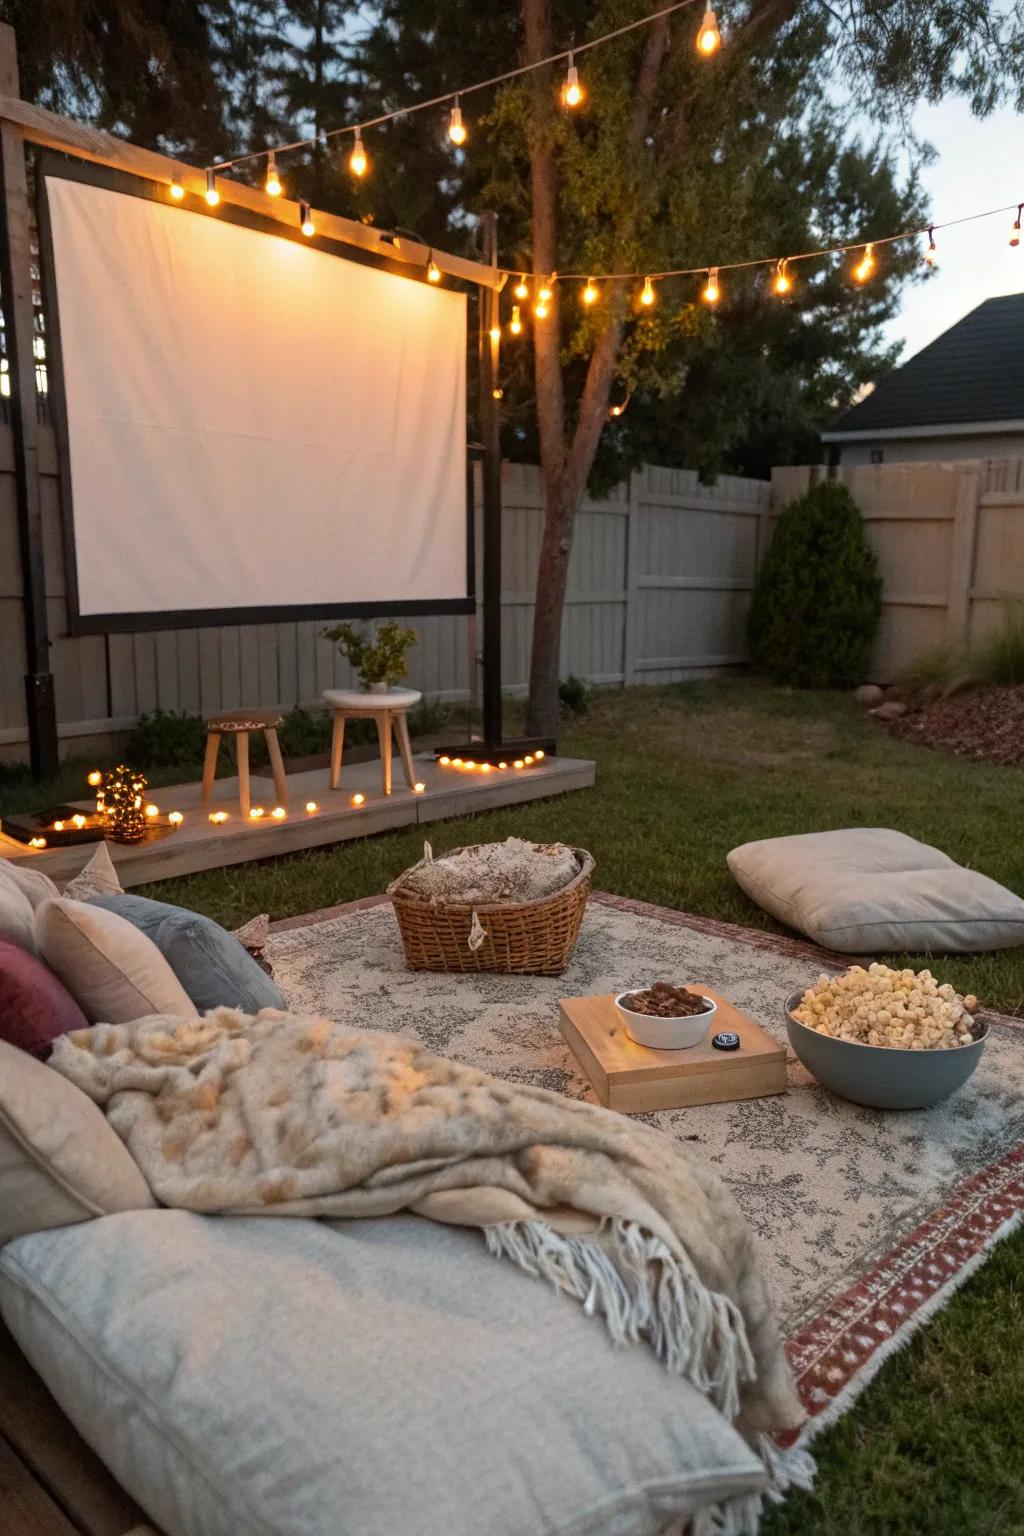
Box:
879 683 1024 767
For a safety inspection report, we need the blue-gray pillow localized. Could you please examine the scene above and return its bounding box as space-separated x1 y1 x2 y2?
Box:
88 894 285 1014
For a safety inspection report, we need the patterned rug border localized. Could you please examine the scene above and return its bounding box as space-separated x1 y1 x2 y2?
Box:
268 888 1024 1434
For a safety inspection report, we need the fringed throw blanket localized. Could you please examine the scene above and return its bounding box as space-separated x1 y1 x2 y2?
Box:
51 1007 812 1517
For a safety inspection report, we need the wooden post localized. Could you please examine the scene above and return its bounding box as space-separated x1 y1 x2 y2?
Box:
0 24 58 776
478 211 503 746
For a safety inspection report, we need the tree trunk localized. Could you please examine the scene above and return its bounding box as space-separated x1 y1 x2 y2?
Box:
524 2 672 737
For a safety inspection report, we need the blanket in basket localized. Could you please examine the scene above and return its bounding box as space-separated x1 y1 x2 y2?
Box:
51 1006 813 1522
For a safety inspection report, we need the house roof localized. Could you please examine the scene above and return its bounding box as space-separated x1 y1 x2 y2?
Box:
824 293 1024 441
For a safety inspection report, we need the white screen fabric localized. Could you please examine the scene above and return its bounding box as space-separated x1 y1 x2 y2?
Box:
44 175 469 620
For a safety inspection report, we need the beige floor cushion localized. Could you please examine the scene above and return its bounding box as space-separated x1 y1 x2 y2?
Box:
0 1211 767 1536
0 864 40 954
35 898 195 1024
728 827 1024 953
0 1040 154 1244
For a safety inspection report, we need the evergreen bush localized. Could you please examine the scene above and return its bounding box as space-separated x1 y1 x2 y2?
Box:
746 480 882 688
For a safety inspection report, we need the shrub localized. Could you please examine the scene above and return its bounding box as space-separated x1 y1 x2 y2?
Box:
559 674 590 715
898 601 1024 696
974 602 1024 685
323 619 418 689
746 480 882 688
127 709 206 768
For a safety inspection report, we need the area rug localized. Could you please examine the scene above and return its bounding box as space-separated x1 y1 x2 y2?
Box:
266 892 1024 1442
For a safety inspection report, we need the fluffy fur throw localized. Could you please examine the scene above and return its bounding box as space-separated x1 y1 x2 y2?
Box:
51 1007 811 1518
393 837 581 905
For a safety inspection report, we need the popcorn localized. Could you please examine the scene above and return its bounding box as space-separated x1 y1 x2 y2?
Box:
793 964 977 1050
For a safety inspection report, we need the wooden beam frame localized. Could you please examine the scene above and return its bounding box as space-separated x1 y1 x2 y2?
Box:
0 24 59 776
0 90 502 292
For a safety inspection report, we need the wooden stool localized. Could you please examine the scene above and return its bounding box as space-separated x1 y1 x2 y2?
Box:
322 688 421 796
202 708 288 818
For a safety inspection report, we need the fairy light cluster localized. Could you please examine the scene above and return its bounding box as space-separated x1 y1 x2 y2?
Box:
437 751 545 771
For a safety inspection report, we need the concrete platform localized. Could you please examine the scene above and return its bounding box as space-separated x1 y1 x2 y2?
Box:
0 753 596 889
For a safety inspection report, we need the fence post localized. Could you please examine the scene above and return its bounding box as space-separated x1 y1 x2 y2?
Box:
946 469 981 647
0 23 59 776
621 469 642 685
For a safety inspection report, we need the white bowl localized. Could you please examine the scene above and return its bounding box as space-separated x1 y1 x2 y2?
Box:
614 989 717 1050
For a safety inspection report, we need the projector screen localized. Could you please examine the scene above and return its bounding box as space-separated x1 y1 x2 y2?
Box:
41 163 471 631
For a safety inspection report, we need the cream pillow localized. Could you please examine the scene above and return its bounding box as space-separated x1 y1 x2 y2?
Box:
62 840 123 901
728 828 1024 954
0 866 37 954
0 856 60 910
0 1039 154 1245
35 898 195 1024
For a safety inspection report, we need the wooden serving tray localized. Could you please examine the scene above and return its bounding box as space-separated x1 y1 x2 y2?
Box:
558 987 787 1113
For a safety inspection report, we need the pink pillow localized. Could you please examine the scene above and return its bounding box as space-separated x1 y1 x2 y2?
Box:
0 938 88 1058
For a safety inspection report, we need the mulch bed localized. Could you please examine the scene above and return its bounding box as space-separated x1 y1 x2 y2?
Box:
884 684 1024 768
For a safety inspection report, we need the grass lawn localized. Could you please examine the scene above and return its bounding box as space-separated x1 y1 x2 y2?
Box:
6 678 1024 1533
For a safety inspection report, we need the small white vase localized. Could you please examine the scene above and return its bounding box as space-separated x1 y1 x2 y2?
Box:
366 681 391 694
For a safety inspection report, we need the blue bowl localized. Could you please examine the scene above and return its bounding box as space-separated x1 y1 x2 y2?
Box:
784 991 988 1110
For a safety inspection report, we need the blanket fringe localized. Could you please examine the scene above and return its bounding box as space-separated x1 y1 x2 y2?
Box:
487 1220 815 1536
486 1218 756 1423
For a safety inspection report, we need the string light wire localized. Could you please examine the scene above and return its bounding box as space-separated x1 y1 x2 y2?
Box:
209 0 707 174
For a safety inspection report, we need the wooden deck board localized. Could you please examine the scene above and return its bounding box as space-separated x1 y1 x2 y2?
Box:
0 1322 151 1535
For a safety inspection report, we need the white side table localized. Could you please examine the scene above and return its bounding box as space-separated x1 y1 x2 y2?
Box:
322 688 422 796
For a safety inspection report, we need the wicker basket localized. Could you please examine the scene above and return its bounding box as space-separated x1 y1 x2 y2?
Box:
389 844 595 975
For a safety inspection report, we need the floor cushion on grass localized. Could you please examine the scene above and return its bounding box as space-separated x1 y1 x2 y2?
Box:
35 898 195 1024
728 827 1024 953
0 938 88 1058
0 1040 155 1245
0 1212 766 1536
89 894 285 1014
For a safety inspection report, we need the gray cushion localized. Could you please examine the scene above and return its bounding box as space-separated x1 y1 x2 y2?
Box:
89 894 285 1013
0 1212 766 1536
728 827 1024 953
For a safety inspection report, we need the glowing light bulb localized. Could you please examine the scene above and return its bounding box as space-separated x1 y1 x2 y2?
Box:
610 403 623 417
535 749 545 760
524 754 534 764
489 325 501 343
498 761 508 769
351 792 366 806
481 762 492 772
209 811 228 823
265 153 282 197
299 200 315 237
772 259 792 295
29 837 46 849
510 305 523 335
271 806 286 819
640 276 655 307
702 266 720 304
439 755 451 765
349 128 368 178
204 169 220 207
170 176 185 201
53 820 64 832
853 243 875 283
248 807 264 820
513 759 525 769
448 98 467 146
534 301 549 320
452 757 463 767
696 4 721 54
514 276 529 300
1011 205 1022 247
923 226 937 266
305 801 319 813
427 256 441 282
168 811 184 826
538 281 553 303
87 770 102 787
465 759 476 769
562 55 584 108
71 815 86 829
413 782 425 793
144 803 159 818
582 278 599 305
